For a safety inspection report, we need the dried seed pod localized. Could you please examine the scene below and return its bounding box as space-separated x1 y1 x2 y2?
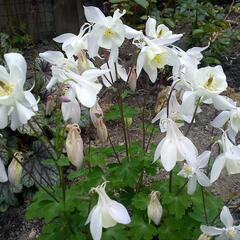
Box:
96 118 108 143
128 67 137 92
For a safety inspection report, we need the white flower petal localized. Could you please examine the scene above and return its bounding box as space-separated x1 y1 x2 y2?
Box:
220 206 233 228
108 200 131 224
210 154 226 183
200 225 224 236
212 95 236 111
211 111 230 128
39 51 65 65
145 17 156 38
83 6 105 23
160 138 177 171
198 151 211 168
196 170 210 187
53 33 76 43
90 206 103 240
0 106 9 129
187 175 197 195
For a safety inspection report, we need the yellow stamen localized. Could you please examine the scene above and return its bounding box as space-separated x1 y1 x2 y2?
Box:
204 75 216 91
183 164 193 176
104 28 114 38
0 81 13 96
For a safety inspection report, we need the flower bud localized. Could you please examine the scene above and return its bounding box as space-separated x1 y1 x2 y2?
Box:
96 118 108 143
128 67 137 92
125 117 133 128
0 157 8 183
45 95 54 116
66 124 84 169
198 233 211 240
90 101 104 128
8 152 24 186
147 191 163 225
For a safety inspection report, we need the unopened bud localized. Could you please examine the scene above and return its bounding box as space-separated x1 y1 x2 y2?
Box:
45 95 54 116
128 67 137 92
90 101 104 128
66 124 84 169
96 118 108 143
125 117 133 128
147 191 163 225
8 152 23 186
0 157 8 183
198 233 211 240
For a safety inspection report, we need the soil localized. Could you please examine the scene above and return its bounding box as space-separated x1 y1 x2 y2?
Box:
1 19 240 240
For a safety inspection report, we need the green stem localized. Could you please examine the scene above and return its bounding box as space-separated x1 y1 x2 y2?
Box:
185 97 201 136
201 186 209 225
108 134 121 163
142 94 146 150
169 171 173 193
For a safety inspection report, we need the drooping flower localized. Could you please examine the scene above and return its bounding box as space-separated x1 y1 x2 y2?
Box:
147 191 163 225
96 118 108 143
128 67 137 92
66 124 84 169
0 53 38 130
178 151 211 195
86 182 131 240
8 152 24 186
0 157 8 183
90 101 104 128
201 206 240 239
154 119 198 171
61 87 81 123
210 132 240 183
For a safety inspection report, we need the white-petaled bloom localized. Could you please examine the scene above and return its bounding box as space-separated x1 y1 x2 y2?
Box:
201 206 240 239
53 23 91 58
178 151 211 195
0 53 38 130
66 124 84 169
0 157 8 183
39 50 78 90
8 152 23 186
180 65 229 117
152 90 191 132
210 132 240 183
61 87 81 123
145 17 182 44
147 191 163 226
100 61 128 87
66 68 108 108
211 104 240 143
83 6 141 62
85 182 131 240
154 119 198 171
136 43 179 83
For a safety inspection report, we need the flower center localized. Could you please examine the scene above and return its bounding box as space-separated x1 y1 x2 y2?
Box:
104 28 114 38
227 228 237 238
153 54 162 65
0 81 13 97
203 75 216 91
182 164 193 177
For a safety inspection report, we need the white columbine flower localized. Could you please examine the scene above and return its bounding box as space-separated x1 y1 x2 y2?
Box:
178 151 211 195
86 182 131 240
211 104 240 142
210 132 240 183
53 23 91 58
201 206 240 239
145 17 182 44
152 90 191 132
84 6 140 62
0 53 38 130
154 119 198 171
0 157 8 183
136 43 179 83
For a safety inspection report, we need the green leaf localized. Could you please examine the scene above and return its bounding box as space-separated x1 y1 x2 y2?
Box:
57 156 70 167
132 192 148 210
102 225 128 240
192 28 204 35
134 0 149 8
